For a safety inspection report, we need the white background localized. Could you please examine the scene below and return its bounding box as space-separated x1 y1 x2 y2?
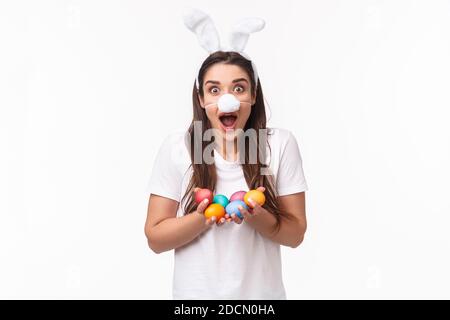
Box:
1 0 450 299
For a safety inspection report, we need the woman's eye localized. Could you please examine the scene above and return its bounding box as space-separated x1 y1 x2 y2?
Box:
209 87 220 94
234 85 245 93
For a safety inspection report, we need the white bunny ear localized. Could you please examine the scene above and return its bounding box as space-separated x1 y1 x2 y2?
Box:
229 18 265 52
182 8 221 53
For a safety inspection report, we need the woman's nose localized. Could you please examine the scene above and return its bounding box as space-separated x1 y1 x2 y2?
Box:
217 93 240 113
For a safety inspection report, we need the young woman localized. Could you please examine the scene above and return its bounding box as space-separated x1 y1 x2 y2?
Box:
145 50 308 299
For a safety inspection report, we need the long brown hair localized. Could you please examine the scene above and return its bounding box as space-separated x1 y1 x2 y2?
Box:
181 51 285 230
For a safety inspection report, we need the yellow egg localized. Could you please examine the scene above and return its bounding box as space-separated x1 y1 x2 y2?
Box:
244 190 266 208
204 203 225 220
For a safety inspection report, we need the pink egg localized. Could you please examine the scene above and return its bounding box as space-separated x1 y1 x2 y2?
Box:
195 188 214 205
230 190 247 202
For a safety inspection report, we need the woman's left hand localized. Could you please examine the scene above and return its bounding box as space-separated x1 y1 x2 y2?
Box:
225 186 268 224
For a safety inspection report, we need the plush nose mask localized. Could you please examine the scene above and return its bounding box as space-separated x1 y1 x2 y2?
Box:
204 93 251 112
217 93 240 112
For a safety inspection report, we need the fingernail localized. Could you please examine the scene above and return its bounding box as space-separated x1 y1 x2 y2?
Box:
204 199 209 204
231 214 236 218
211 216 216 221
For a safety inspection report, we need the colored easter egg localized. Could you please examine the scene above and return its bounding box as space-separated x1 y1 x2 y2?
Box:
225 200 248 219
195 188 213 204
213 194 229 208
244 190 266 208
230 190 247 202
204 203 225 221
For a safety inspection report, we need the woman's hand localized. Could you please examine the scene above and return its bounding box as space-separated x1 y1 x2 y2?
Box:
225 187 267 224
194 187 227 227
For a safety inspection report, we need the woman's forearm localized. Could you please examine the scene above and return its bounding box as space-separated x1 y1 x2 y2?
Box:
246 212 306 248
148 212 208 253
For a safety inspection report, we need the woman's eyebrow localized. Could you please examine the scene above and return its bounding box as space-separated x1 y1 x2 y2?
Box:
232 78 249 84
204 80 220 85
204 78 249 86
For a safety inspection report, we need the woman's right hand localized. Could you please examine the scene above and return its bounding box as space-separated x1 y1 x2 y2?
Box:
194 187 226 227
225 186 266 224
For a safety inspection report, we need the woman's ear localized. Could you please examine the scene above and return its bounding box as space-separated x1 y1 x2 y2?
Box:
198 94 205 108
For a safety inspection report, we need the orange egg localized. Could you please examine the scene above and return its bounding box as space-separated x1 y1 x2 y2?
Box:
244 190 266 208
204 203 225 220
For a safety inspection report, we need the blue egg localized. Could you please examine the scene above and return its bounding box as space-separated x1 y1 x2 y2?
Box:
213 194 229 208
225 200 248 219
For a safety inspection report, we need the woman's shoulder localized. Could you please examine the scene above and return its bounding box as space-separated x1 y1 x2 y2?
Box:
267 127 293 137
161 129 189 144
156 130 191 166
267 127 296 147
157 129 191 153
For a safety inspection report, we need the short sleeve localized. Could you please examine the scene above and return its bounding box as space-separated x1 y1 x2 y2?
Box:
146 135 184 202
276 131 308 196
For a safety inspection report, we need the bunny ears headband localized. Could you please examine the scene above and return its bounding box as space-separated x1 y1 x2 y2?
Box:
182 8 265 91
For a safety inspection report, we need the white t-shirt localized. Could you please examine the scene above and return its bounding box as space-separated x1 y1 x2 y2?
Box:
146 127 308 299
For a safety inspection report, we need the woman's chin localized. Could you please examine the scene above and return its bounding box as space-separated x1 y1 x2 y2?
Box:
223 130 238 141
211 126 237 141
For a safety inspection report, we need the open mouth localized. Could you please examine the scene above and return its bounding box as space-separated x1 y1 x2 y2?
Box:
219 113 238 130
